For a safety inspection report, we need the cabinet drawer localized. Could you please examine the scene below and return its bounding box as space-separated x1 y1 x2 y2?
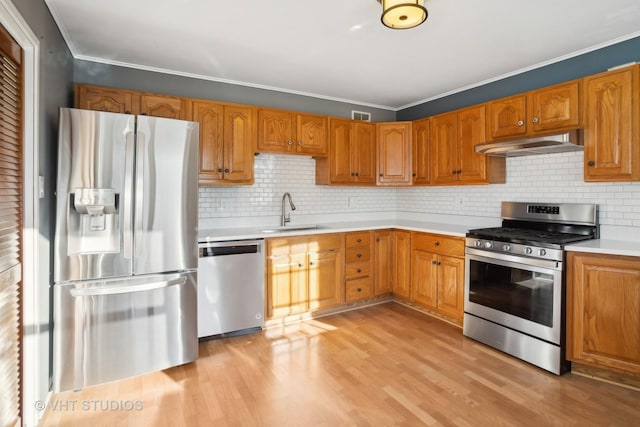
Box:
346 246 370 263
346 231 371 248
268 234 342 256
412 233 464 257
345 262 370 279
345 277 373 302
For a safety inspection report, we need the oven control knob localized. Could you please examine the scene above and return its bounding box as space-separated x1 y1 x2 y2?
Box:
524 247 533 255
484 241 493 249
538 249 547 256
502 244 511 252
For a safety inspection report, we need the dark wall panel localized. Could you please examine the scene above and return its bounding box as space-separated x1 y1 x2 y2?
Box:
398 36 640 120
73 60 397 122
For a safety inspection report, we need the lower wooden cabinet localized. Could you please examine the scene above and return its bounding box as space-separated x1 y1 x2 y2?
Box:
345 231 374 302
567 252 640 375
374 230 411 298
266 234 343 318
410 232 465 322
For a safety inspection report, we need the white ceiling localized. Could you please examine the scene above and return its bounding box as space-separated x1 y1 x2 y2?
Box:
45 0 640 110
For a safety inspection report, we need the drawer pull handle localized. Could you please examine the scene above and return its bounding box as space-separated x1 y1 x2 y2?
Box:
357 269 362 273
357 253 362 258
357 288 362 292
357 238 362 243
432 260 437 265
434 242 440 246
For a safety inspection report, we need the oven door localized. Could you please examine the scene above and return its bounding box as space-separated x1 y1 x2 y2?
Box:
464 247 563 344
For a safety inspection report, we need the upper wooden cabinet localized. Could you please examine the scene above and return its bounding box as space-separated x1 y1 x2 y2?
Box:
377 122 412 186
412 117 430 185
75 84 140 114
257 108 327 156
431 105 505 185
139 94 190 120
583 65 640 182
192 100 255 185
486 80 581 140
567 252 640 376
316 118 376 186
76 84 190 119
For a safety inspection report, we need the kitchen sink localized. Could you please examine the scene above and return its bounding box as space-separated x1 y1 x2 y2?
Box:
260 225 326 233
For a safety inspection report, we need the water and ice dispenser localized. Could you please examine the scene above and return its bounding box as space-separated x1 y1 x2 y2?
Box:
68 188 120 254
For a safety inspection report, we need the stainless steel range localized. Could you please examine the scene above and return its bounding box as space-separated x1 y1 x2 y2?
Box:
463 202 598 375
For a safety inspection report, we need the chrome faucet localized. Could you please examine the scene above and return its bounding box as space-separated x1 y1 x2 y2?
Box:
281 192 296 226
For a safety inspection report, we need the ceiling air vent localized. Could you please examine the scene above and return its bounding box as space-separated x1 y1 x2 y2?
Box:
351 110 371 122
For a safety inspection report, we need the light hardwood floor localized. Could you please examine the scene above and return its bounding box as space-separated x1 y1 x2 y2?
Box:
41 302 639 426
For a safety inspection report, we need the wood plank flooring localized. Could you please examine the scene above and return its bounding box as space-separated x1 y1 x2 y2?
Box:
41 302 640 426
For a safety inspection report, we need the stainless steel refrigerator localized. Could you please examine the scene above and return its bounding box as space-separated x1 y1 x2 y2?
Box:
53 108 199 392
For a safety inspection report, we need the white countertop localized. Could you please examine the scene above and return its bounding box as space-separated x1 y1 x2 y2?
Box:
565 239 640 257
198 219 475 242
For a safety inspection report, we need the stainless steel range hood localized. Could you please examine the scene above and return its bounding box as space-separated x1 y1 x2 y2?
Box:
475 130 583 157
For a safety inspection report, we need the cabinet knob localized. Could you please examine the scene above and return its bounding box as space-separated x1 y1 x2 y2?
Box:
357 253 362 258
438 261 442 266
355 172 359 177
379 173 383 177
217 168 223 173
288 140 293 145
357 238 362 243
298 263 304 267
357 288 362 292
532 117 539 124
434 242 440 247
357 269 362 273
124 110 131 115
297 141 302 146
224 168 230 173
432 260 437 265
351 172 355 176
517 120 524 126
412 173 417 177
588 160 595 167
309 262 314 266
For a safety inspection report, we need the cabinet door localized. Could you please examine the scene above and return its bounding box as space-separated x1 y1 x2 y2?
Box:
140 94 188 119
430 112 458 185
567 253 640 374
393 231 412 299
328 118 353 184
75 85 139 114
352 122 377 184
192 100 224 184
267 254 307 318
411 250 437 307
529 80 580 133
583 66 640 182
486 94 527 139
223 105 255 183
374 230 392 296
412 117 430 185
377 122 412 185
308 250 342 310
436 255 465 321
457 105 488 183
296 113 327 155
257 108 294 153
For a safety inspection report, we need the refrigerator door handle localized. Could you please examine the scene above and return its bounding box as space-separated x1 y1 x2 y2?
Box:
134 131 145 244
70 276 187 297
123 131 135 259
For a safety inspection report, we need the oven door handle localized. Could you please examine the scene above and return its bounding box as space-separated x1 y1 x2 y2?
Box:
465 247 562 271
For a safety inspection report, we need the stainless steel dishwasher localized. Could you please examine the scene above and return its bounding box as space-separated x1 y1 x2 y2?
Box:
197 239 265 338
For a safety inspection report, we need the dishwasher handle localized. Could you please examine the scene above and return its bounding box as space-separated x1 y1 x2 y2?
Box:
199 240 263 257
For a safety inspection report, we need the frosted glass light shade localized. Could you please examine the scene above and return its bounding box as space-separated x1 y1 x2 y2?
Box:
380 0 427 29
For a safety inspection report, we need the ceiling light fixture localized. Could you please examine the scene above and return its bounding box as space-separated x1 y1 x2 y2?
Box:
378 0 428 29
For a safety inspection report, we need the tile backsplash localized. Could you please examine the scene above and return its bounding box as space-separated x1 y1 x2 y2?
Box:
199 151 640 230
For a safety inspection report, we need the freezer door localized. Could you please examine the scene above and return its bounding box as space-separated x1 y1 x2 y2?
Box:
134 116 199 275
53 271 197 392
54 108 135 282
